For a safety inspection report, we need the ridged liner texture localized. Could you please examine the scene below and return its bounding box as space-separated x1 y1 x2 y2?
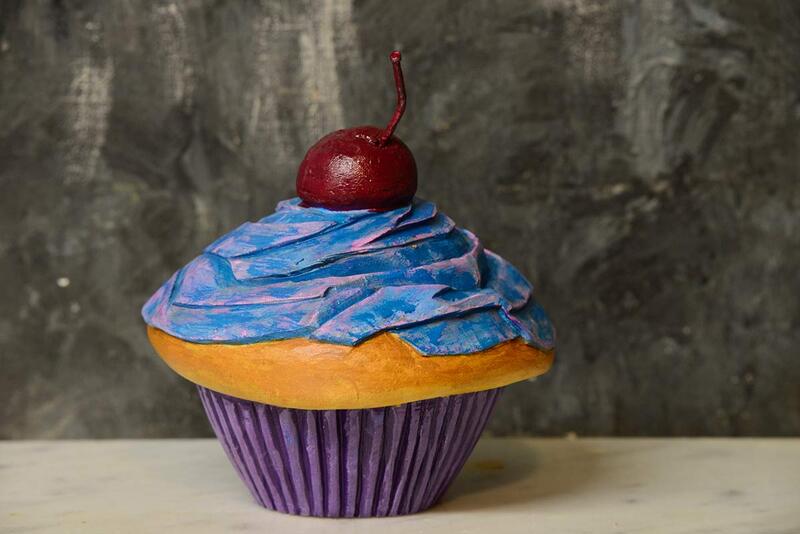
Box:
198 385 502 517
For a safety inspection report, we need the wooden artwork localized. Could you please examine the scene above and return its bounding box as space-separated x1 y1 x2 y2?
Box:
143 51 555 517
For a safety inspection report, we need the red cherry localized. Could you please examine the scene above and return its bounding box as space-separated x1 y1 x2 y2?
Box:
297 51 417 211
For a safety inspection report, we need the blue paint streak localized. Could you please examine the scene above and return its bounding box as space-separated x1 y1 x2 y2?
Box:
142 198 555 355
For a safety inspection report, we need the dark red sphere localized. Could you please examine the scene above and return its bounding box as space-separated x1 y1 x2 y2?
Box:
296 125 417 211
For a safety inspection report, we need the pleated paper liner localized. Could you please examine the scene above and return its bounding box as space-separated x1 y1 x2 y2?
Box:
198 385 502 517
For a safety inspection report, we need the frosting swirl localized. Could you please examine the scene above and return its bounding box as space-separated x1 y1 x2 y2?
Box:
142 198 554 355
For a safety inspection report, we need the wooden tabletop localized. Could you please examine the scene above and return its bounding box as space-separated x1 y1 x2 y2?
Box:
2 438 798 533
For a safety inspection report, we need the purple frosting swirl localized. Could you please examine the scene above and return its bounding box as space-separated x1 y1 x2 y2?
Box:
142 198 554 355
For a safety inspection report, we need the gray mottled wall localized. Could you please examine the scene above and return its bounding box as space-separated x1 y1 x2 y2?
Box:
1 0 798 438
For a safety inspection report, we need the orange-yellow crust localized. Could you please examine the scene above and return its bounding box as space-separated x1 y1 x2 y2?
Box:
147 326 554 409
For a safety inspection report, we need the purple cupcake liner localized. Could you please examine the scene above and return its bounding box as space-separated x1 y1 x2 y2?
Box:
197 385 502 517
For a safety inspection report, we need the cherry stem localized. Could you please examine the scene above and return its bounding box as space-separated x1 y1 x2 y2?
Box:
376 50 406 147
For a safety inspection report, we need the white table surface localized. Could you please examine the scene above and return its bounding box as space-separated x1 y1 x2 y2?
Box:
1 438 798 533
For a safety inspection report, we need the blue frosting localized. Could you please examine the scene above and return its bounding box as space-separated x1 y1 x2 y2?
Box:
142 198 555 355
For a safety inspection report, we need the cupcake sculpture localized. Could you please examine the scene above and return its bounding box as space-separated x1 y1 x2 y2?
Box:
143 51 555 517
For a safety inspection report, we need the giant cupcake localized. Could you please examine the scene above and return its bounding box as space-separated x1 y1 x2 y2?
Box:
143 51 555 517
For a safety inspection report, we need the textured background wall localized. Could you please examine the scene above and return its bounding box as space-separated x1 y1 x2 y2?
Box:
1 0 798 438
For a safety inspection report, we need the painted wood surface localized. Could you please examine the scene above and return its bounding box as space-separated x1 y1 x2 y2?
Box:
1 1 798 437
3 438 799 532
